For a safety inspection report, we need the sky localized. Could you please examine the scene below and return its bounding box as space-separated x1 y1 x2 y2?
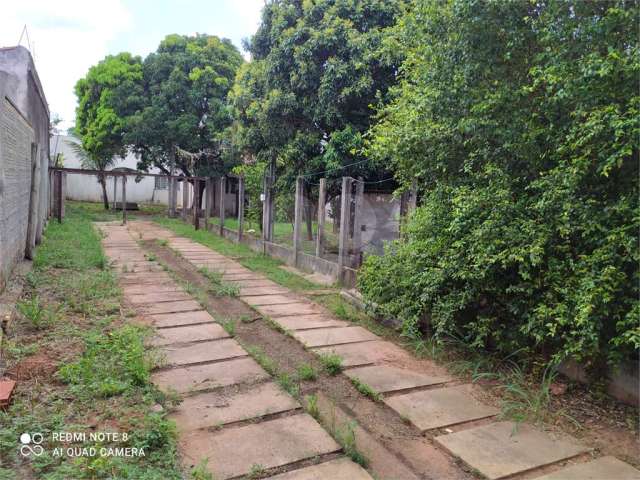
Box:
0 0 264 131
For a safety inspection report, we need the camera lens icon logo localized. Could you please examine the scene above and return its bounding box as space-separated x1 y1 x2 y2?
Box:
20 433 44 457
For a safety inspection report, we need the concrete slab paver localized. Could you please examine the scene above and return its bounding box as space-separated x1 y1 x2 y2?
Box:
384 384 498 431
170 382 299 431
126 291 191 304
292 326 379 347
150 310 215 328
535 456 640 480
274 314 349 331
258 302 326 318
150 323 229 346
140 300 202 315
345 365 450 394
313 340 412 367
152 357 268 394
161 339 246 367
267 457 373 480
179 414 340 480
241 294 302 307
239 286 290 296
435 421 589 479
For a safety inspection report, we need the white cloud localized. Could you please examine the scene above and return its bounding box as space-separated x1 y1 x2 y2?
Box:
0 0 133 131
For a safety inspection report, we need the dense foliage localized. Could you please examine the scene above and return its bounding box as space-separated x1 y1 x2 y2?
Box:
359 0 639 369
74 53 144 207
229 0 403 201
75 35 243 178
127 34 244 176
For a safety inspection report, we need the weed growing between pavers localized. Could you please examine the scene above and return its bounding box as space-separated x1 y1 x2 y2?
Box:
349 378 382 403
0 203 182 479
198 267 239 297
318 353 343 376
296 363 318 381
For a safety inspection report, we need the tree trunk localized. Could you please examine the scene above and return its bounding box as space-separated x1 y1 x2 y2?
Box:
99 173 109 210
197 180 206 209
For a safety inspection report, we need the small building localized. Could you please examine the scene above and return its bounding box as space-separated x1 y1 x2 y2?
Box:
0 46 50 292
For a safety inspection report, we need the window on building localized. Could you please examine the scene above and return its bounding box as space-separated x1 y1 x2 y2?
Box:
155 176 168 190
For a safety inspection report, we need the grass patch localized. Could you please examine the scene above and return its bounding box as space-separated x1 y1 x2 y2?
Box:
335 421 367 467
198 268 239 297
296 363 318 381
219 317 237 337
349 378 382 402
318 352 343 375
304 394 320 420
0 202 181 479
243 345 277 376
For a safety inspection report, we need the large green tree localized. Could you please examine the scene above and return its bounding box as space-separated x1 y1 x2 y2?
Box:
230 0 403 210
74 52 144 209
359 0 639 370
126 34 244 177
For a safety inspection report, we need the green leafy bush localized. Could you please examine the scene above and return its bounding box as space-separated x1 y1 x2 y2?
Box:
360 0 639 370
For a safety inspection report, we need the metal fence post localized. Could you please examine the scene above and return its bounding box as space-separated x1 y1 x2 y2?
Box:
293 176 304 266
219 176 226 236
337 177 352 282
238 176 245 241
315 178 326 257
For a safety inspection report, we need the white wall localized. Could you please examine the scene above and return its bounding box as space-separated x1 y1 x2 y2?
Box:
50 135 172 205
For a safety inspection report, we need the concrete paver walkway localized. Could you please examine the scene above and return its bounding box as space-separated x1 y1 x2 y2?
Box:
119 221 640 480
99 223 371 480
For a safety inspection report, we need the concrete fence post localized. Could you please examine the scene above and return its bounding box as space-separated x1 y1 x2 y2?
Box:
352 177 364 267
112 175 118 210
168 176 175 217
315 178 326 257
219 176 226 236
337 176 353 283
293 176 304 266
55 170 63 223
193 179 200 230
182 178 188 220
204 177 212 231
238 176 245 241
121 175 127 225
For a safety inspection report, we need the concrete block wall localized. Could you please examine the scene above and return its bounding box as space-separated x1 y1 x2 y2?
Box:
0 97 34 290
0 47 50 292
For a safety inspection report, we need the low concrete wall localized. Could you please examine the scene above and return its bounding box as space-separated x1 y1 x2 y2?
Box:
200 220 356 287
559 359 638 407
